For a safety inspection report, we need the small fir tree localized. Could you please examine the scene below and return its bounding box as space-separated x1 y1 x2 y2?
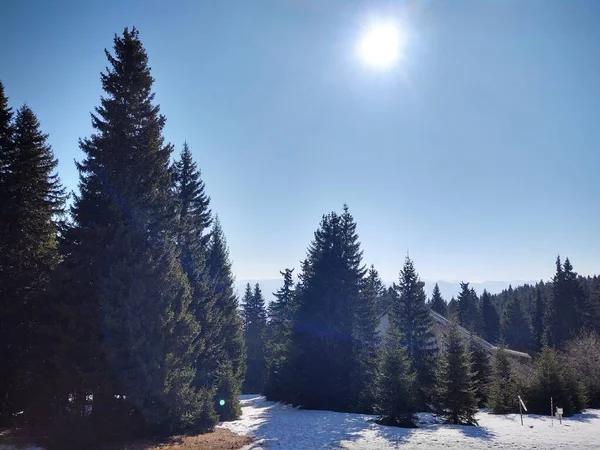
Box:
434 319 479 426
487 347 517 414
480 290 500 344
242 283 268 394
429 283 448 317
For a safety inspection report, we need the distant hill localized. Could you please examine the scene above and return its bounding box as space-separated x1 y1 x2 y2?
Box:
234 278 538 305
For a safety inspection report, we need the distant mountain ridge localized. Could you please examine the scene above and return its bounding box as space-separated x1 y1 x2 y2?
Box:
234 278 539 304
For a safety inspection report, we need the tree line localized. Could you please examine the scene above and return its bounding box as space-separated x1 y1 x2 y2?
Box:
241 206 600 427
0 28 245 447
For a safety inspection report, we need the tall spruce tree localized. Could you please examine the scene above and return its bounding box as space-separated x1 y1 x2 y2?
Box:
264 268 295 400
545 256 586 348
393 256 436 408
531 282 547 352
480 289 500 344
502 294 532 352
457 283 482 333
204 217 245 421
429 283 447 317
434 319 479 425
0 80 15 425
0 104 65 425
376 316 417 428
56 28 210 435
242 283 267 394
352 264 382 412
447 296 459 320
284 206 366 412
377 285 396 317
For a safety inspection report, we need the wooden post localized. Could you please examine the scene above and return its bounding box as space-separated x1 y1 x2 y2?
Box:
519 398 523 426
551 397 553 427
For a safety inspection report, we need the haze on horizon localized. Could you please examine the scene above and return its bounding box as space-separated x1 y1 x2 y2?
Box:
2 0 599 284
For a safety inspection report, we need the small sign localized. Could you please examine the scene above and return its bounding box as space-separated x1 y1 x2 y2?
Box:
557 408 563 415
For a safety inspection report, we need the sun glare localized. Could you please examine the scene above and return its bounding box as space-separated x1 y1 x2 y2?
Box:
357 21 406 68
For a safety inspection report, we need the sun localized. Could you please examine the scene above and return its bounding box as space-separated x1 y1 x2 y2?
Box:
357 21 406 68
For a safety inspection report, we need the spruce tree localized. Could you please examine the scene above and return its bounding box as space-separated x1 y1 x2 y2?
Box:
0 104 65 425
377 286 396 317
242 283 267 394
0 80 15 425
57 28 209 435
480 289 500 344
531 282 547 352
502 294 532 352
171 142 222 417
434 319 479 425
393 256 436 408
376 316 417 428
545 256 587 348
457 283 482 333
429 283 447 317
447 297 459 320
205 217 245 421
487 347 517 414
264 268 295 401
469 338 491 407
352 264 382 411
284 206 366 412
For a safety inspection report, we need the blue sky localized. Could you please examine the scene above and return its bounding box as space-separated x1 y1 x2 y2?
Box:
2 0 599 283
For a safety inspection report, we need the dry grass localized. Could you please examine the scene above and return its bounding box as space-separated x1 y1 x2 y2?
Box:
102 428 252 450
0 427 252 450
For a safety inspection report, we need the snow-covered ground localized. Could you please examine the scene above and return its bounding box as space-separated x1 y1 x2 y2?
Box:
219 395 600 449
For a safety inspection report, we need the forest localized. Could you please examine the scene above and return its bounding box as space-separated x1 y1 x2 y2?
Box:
1 27 599 448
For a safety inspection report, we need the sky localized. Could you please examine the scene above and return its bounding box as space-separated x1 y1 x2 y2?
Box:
1 0 599 284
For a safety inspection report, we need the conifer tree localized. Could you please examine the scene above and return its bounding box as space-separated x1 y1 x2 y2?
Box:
352 264 382 411
264 268 295 400
480 289 500 344
590 279 600 333
377 286 396 317
457 283 482 333
545 256 587 348
284 207 366 412
487 347 517 414
204 217 245 421
447 297 459 320
429 283 447 317
526 347 586 416
502 294 532 352
434 319 479 425
393 257 436 407
56 28 209 435
0 104 65 424
242 283 268 394
376 316 417 428
469 338 491 407
531 282 547 352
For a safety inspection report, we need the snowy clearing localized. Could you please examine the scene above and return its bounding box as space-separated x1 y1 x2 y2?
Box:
218 395 600 449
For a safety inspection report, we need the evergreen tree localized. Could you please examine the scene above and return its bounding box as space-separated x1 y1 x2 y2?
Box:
284 206 366 412
447 296 459 320
264 268 295 401
434 319 479 425
589 279 600 333
480 289 500 344
502 294 532 352
352 263 382 411
469 338 491 407
429 283 447 317
487 347 516 413
242 283 267 394
56 28 209 436
0 104 65 425
531 282 547 352
375 316 417 428
205 217 245 421
457 283 482 333
393 256 436 407
377 286 396 317
526 347 586 417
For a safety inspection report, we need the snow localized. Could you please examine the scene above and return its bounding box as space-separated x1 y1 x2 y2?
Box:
219 395 600 449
